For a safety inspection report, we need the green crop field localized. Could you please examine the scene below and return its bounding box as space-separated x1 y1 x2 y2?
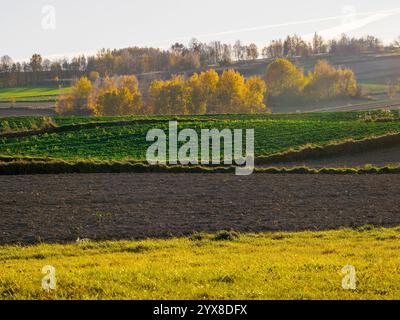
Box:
1 227 400 300
0 111 400 161
0 86 71 102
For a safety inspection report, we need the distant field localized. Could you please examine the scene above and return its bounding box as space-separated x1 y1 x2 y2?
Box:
1 111 400 161
0 86 71 102
361 83 389 94
1 227 400 299
0 52 399 117
224 52 400 85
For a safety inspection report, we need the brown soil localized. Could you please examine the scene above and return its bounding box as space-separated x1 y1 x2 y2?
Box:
0 106 56 118
268 144 400 168
1 173 399 245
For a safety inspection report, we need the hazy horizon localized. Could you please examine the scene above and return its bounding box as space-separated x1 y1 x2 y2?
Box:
2 0 400 61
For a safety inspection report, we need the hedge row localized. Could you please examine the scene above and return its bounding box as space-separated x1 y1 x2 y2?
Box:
0 160 399 175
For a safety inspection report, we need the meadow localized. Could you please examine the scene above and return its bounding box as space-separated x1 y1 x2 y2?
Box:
1 111 400 161
1 227 400 300
0 86 70 103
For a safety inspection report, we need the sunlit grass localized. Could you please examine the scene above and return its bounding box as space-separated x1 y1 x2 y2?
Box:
0 86 71 102
1 227 400 300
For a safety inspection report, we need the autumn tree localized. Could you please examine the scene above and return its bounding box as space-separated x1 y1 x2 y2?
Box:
0 56 13 72
246 44 259 60
312 33 327 54
149 75 191 115
337 68 357 98
265 58 305 99
95 87 137 116
262 40 284 58
243 76 268 113
215 70 247 114
233 40 245 61
30 54 43 83
56 75 142 116
90 75 142 116
148 69 268 115
55 77 92 115
304 60 357 100
187 69 219 114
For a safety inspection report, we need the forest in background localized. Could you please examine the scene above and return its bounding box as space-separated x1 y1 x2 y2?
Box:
55 58 358 116
0 33 398 88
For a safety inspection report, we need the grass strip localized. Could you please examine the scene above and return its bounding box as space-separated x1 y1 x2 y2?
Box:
0 159 399 175
256 132 400 165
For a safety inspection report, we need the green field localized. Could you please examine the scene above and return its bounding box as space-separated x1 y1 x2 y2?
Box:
0 86 71 102
1 227 399 300
1 111 400 161
360 83 389 94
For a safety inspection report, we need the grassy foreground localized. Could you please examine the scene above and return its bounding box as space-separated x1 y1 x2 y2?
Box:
1 227 400 300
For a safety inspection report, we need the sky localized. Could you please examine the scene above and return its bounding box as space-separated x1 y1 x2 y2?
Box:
1 0 400 61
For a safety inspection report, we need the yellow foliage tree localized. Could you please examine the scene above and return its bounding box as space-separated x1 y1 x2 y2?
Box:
149 75 191 115
55 77 92 115
304 60 357 100
187 69 219 114
215 69 247 114
90 75 142 116
149 69 268 115
56 75 143 116
265 58 305 98
243 76 268 113
337 68 357 97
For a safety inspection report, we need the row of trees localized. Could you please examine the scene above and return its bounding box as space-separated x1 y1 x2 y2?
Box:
266 58 358 104
56 58 357 116
0 54 86 87
262 34 384 58
0 33 395 88
56 75 143 116
56 69 267 116
149 70 267 115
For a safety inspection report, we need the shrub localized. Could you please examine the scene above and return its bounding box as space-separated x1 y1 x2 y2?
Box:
190 232 208 241
355 224 376 232
212 230 240 241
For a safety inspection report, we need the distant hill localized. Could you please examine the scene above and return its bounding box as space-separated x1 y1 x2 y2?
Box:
136 52 400 86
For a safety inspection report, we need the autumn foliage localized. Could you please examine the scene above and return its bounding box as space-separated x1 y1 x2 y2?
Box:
56 75 143 116
55 77 92 115
56 58 357 116
147 69 267 115
304 60 357 100
266 58 358 105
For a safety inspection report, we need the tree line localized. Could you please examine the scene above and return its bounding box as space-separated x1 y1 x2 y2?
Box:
56 58 358 116
0 33 396 88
